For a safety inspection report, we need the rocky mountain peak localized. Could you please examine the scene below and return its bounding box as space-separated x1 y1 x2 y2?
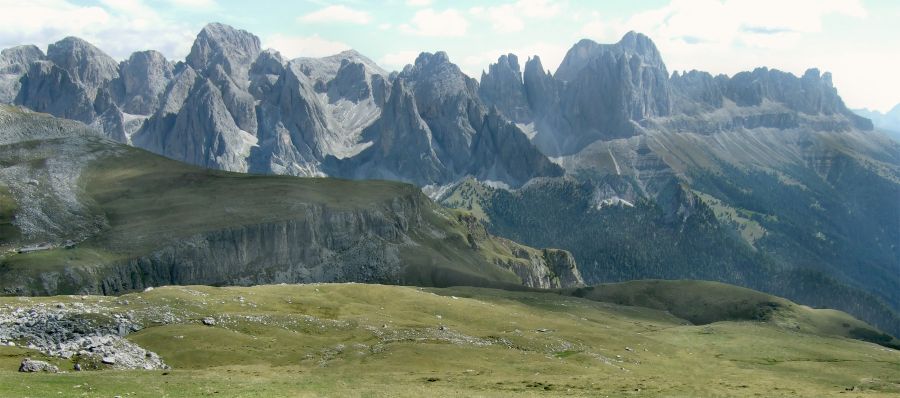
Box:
523 55 547 77
0 45 45 74
250 49 286 76
400 51 476 104
327 60 371 103
555 31 666 81
479 53 531 123
15 60 95 124
0 45 46 103
412 51 451 69
295 49 387 87
186 22 261 85
618 31 663 60
117 50 174 115
46 36 119 95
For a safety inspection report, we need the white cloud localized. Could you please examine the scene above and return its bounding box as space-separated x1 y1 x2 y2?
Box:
265 33 351 59
470 0 562 34
0 0 199 61
297 5 371 25
99 0 157 17
379 50 423 71
581 0 866 51
399 8 468 37
405 0 431 7
164 0 218 8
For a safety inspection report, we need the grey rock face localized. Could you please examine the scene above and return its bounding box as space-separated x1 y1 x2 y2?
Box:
46 37 119 99
92 88 128 142
134 23 266 168
541 249 584 288
670 70 725 111
325 79 447 184
251 61 332 175
327 60 371 103
116 50 174 115
495 32 674 156
158 79 250 171
133 66 199 151
471 108 562 186
544 32 671 153
479 54 532 123
0 45 45 74
4 25 557 188
296 49 388 89
555 31 666 82
209 64 257 134
248 49 285 98
186 22 261 88
0 45 45 103
15 61 95 124
399 52 511 173
721 67 871 130
10 38 126 141
328 51 561 187
523 56 561 118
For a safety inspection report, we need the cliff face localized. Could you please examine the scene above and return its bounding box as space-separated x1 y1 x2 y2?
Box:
478 54 532 124
325 51 562 187
7 199 422 296
455 213 584 289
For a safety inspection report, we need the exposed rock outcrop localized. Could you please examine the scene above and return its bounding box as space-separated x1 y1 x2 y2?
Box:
19 359 58 373
15 61 96 124
0 45 45 103
479 54 531 124
45 37 119 100
186 22 261 88
115 50 174 115
327 51 562 187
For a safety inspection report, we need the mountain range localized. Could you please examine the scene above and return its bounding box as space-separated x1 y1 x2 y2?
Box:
0 23 897 338
854 104 900 141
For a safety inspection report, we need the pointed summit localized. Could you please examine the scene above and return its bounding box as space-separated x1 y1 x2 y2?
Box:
46 36 119 95
479 53 532 123
555 31 665 81
0 45 45 74
186 23 261 85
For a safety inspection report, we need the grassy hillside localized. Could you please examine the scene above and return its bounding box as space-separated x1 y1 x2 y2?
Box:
0 282 897 397
0 107 574 294
566 280 900 348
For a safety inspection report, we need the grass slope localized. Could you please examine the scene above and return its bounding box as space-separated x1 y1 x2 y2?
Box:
0 282 898 397
0 107 564 292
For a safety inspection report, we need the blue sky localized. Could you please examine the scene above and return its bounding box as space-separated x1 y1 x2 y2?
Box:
1 0 898 112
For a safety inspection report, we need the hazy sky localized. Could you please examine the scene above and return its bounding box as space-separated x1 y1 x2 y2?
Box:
1 0 898 112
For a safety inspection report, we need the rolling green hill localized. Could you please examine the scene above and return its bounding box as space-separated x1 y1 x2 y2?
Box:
0 282 897 397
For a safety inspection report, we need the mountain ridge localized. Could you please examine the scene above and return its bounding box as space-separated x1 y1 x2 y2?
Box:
1 23 897 338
